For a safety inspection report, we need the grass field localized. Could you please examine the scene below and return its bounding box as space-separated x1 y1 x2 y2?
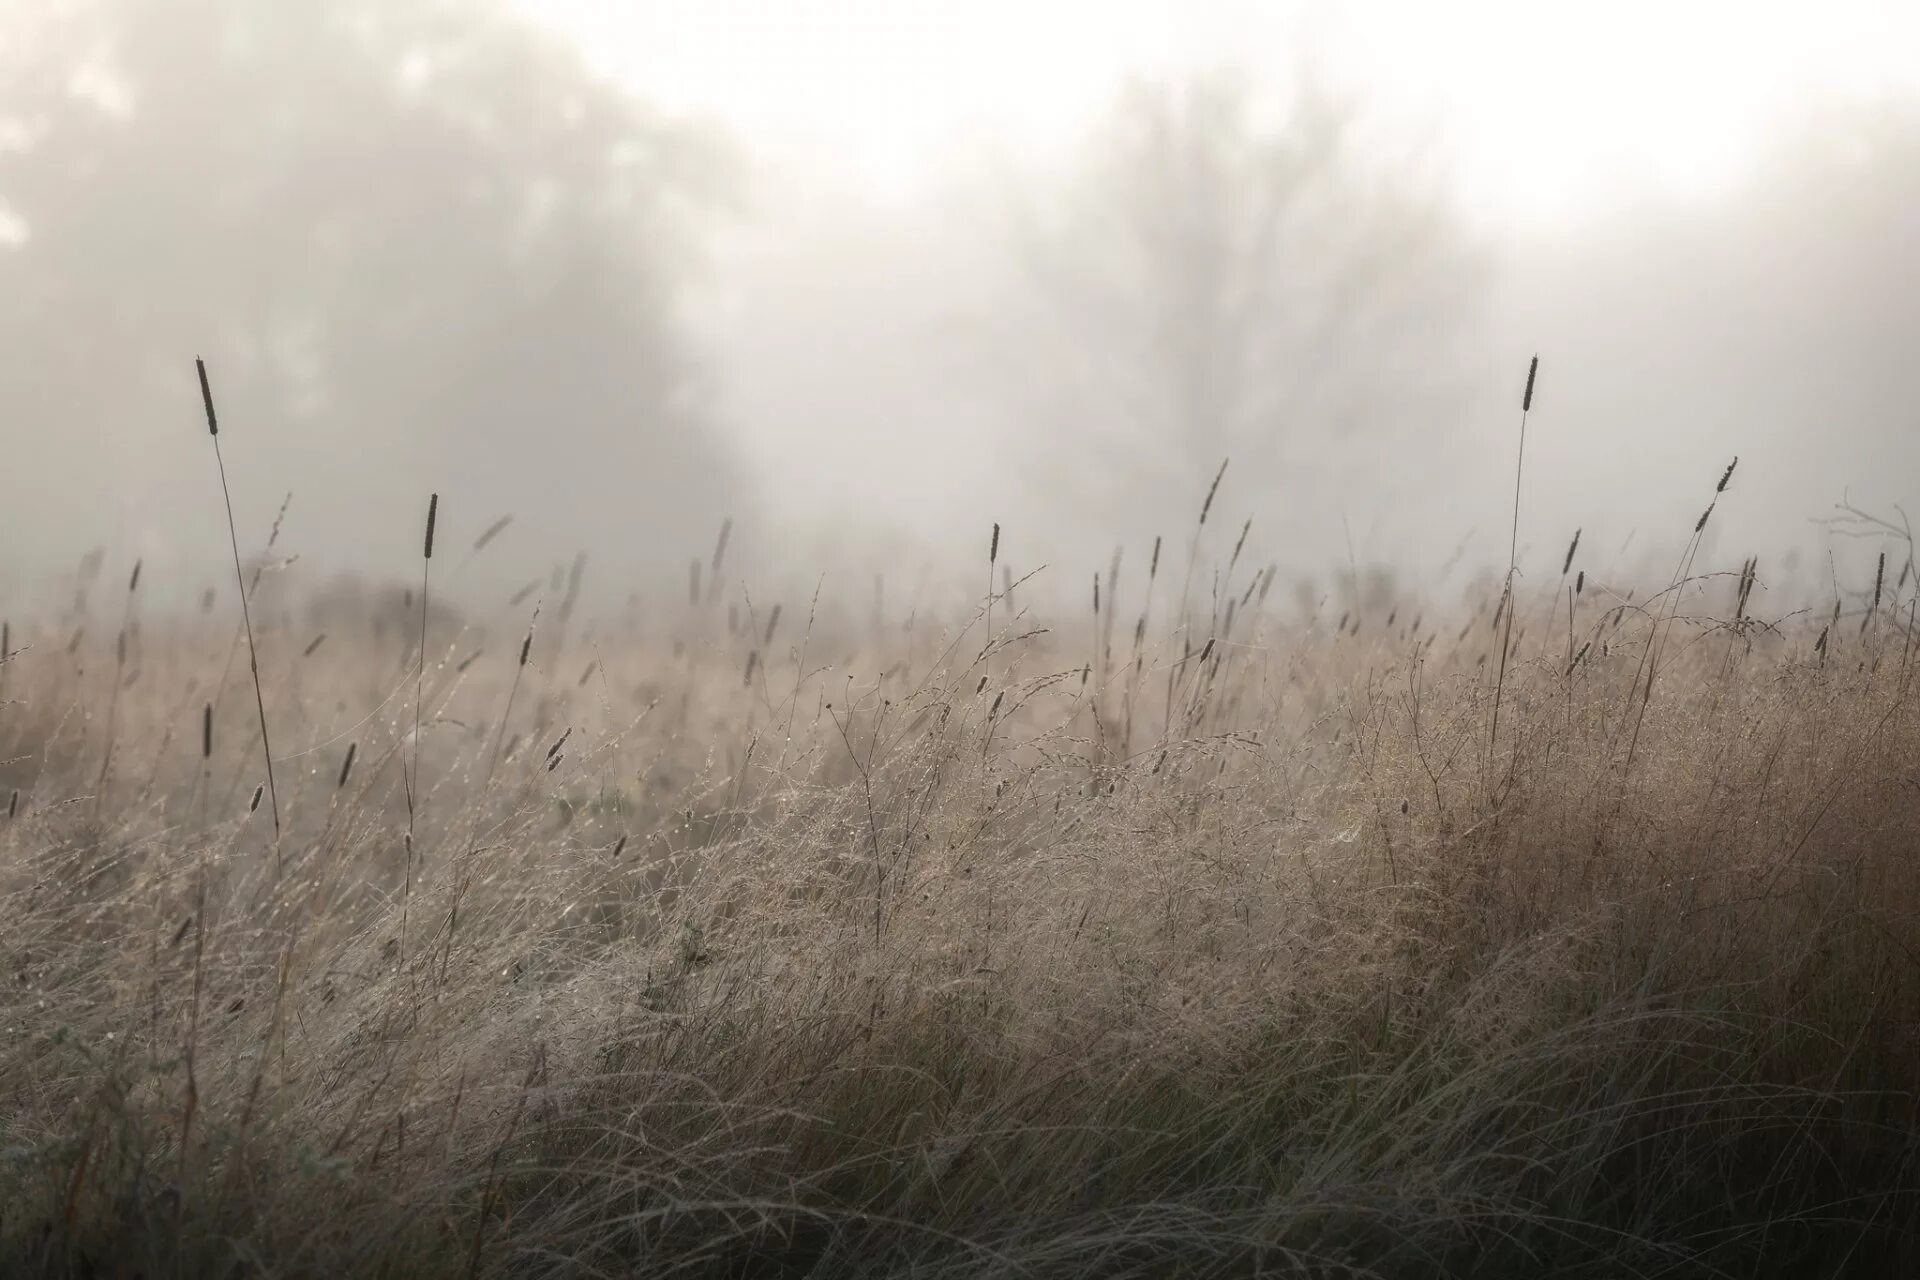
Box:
4 443 1920 1277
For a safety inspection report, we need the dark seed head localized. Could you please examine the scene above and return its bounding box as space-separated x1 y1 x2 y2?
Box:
202 703 213 759
337 742 357 789
474 514 512 551
1199 459 1227 526
249 784 264 813
128 559 142 593
423 494 438 559
989 523 1000 565
1561 529 1580 575
196 357 218 435
1716 457 1738 493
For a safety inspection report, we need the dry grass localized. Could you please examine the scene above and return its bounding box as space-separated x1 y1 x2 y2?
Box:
2 485 1920 1278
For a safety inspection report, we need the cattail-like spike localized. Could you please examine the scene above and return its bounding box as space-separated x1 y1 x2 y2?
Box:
743 650 758 685
202 703 212 759
196 357 218 435
545 728 571 762
1522 354 1538 411
128 559 142 593
1092 574 1100 614
1199 459 1228 526
989 523 1000 565
1229 518 1251 570
7 790 15 820
610 835 627 859
423 494 438 559
337 742 357 790
1717 457 1738 493
249 784 264 813
1561 529 1580 575
1873 552 1886 613
1695 503 1715 534
1575 570 1585 596
1150 536 1162 581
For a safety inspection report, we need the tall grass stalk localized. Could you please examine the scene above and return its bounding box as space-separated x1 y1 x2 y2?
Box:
197 357 280 842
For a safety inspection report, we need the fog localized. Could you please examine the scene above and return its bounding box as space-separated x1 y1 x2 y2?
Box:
5 0 1919 619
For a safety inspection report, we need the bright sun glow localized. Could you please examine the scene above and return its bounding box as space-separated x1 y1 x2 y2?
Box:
521 0 1920 223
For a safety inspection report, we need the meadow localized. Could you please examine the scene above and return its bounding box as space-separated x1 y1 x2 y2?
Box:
3 409 1919 1277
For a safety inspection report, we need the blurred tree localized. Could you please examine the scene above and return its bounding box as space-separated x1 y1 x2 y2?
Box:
994 70 1485 536
0 0 744 593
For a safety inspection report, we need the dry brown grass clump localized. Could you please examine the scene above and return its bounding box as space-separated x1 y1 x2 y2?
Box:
3 462 1920 1277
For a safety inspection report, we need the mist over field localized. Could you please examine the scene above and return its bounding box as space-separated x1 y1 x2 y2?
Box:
6 3 1920 1277
3 0 1918 615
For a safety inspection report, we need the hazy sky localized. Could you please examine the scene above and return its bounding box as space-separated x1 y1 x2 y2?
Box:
522 0 1920 224
7 0 1920 616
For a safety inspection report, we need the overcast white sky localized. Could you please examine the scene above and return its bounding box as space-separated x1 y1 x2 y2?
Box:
520 0 1920 225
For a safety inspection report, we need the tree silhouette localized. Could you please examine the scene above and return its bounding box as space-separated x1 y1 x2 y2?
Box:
997 70 1484 533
